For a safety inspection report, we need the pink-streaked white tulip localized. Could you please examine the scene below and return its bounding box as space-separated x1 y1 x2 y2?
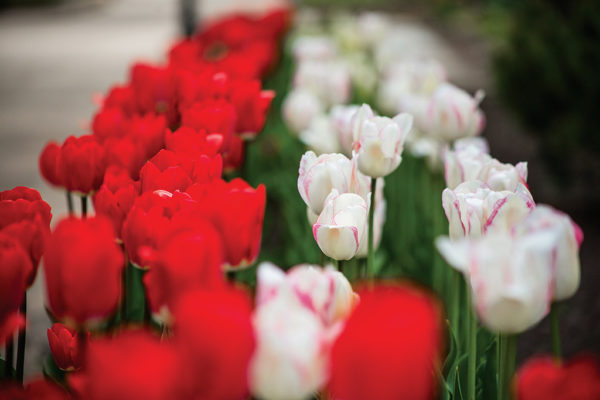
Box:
249 283 330 400
294 60 351 107
299 114 341 155
313 189 368 260
256 262 356 326
477 159 528 192
330 104 360 157
514 205 583 301
351 104 413 178
298 151 370 215
292 36 338 62
400 82 485 142
282 88 324 134
442 180 535 240
436 232 555 333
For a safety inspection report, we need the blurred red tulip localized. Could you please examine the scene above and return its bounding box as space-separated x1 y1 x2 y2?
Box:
180 99 236 149
127 113 167 160
328 283 443 400
47 323 87 371
130 63 177 126
516 355 600 400
43 216 124 327
164 126 223 158
93 167 140 239
143 225 224 322
222 135 244 173
72 330 179 400
0 186 52 284
58 135 107 195
173 288 255 400
0 232 30 346
103 84 136 116
187 178 266 269
39 142 63 187
91 107 130 142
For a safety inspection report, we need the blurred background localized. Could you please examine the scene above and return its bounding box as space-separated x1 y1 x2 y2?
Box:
1 0 598 379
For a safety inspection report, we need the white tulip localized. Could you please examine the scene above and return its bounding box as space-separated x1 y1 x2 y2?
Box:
436 232 555 333
282 88 324 134
401 82 485 142
443 140 492 189
292 36 338 62
313 189 368 260
250 286 329 400
351 104 413 178
514 205 583 300
442 181 535 240
330 104 360 156
256 262 356 326
299 114 341 155
477 159 528 192
294 60 351 107
298 151 370 215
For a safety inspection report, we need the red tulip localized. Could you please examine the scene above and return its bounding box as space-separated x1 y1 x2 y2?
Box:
180 99 236 148
516 355 600 400
187 178 266 269
328 283 443 400
164 126 223 158
93 167 140 238
127 113 167 160
143 224 224 322
228 78 274 137
223 135 244 173
47 323 87 371
102 136 146 180
130 63 177 126
91 107 130 142
139 150 193 194
43 216 124 327
72 330 179 400
0 232 30 346
173 288 255 400
39 141 63 187
0 186 52 284
53 135 106 195
121 189 195 267
103 84 136 116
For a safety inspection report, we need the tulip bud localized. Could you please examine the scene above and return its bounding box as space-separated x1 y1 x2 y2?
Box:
58 135 107 195
514 205 583 301
47 323 86 371
43 216 124 327
351 104 413 178
437 232 555 333
442 181 535 240
282 88 324 134
313 189 368 260
298 151 370 215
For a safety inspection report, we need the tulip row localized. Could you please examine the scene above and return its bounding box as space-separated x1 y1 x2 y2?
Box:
0 7 290 399
281 10 599 400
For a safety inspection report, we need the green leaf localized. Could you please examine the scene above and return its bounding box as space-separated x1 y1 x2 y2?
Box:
43 354 65 385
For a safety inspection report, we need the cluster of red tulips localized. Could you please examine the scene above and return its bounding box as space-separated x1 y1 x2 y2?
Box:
0 9 289 399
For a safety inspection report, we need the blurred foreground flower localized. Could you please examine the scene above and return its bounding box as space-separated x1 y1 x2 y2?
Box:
329 283 443 400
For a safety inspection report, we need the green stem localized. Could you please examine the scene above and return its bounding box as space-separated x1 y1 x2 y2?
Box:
467 282 477 400
498 334 505 400
81 196 88 219
332 259 340 271
550 303 562 360
4 337 13 379
504 335 517 400
450 270 461 346
16 295 26 383
367 178 376 279
66 191 74 216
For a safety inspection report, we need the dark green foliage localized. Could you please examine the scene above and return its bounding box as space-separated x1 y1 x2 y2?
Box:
494 0 600 182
